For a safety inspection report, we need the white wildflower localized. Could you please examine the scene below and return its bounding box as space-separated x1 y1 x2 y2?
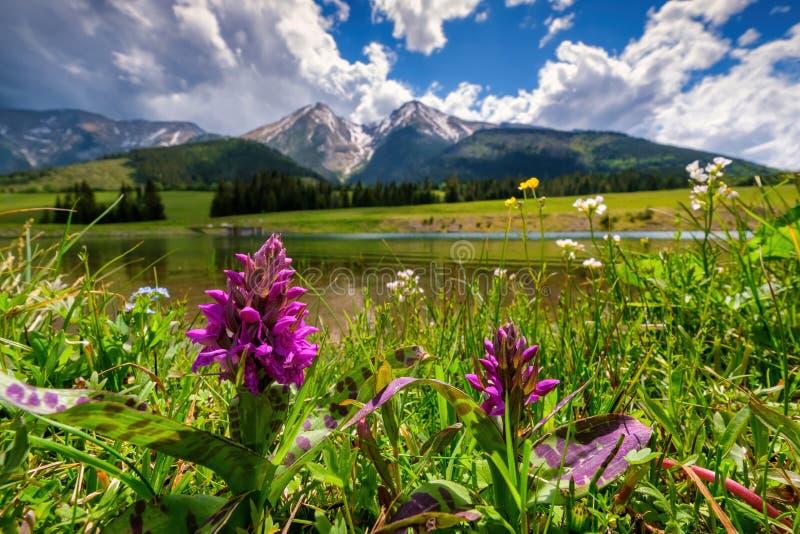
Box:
582 258 603 269
573 195 607 217
686 156 738 210
493 268 508 278
556 239 585 260
387 269 423 301
717 183 739 200
713 157 732 168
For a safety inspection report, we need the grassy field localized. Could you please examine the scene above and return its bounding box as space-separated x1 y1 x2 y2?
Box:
1 185 797 236
1 158 138 192
0 182 798 531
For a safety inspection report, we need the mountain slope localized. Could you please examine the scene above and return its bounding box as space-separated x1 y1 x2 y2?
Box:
242 103 371 181
416 127 770 182
349 127 451 184
0 108 206 173
126 139 322 188
1 102 775 189
0 139 322 191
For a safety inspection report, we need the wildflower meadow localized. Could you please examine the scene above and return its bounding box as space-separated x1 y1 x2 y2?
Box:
0 159 798 533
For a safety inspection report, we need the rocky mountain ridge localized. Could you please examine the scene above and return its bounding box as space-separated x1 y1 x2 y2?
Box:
0 108 205 173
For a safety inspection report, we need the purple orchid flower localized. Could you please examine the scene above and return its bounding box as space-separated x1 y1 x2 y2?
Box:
187 234 318 395
465 323 558 417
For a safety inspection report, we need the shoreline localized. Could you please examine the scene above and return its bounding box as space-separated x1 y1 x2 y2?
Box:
1 184 795 238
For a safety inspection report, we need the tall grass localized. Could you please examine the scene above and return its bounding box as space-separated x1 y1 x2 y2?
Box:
0 172 798 532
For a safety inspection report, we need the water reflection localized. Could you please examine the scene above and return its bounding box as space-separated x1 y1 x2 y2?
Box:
38 233 636 326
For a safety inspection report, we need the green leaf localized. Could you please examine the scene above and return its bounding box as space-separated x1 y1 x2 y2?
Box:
0 419 28 483
749 400 800 452
529 414 652 503
52 403 272 493
748 212 800 260
104 494 237 534
0 373 273 493
229 384 290 456
624 447 659 465
342 377 506 463
306 461 345 488
341 376 521 512
718 406 751 459
388 345 434 368
267 363 377 501
376 480 481 533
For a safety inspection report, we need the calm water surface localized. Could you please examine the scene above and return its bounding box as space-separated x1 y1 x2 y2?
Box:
41 232 669 328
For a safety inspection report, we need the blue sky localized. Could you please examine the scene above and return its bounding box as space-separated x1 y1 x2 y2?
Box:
1 0 799 167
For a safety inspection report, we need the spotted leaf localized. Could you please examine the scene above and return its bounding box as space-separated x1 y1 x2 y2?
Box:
229 384 290 456
0 373 273 493
0 371 137 414
388 346 433 369
529 414 652 503
104 494 247 534
268 363 374 499
376 480 481 534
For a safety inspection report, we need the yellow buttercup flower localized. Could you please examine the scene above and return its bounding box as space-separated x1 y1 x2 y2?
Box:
518 177 540 191
504 196 519 208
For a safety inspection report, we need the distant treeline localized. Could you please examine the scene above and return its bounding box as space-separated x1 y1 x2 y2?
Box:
210 168 696 217
211 172 441 216
441 169 686 202
42 180 166 224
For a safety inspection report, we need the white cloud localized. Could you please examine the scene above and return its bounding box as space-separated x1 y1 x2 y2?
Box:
770 5 791 15
653 24 800 168
506 0 535 6
4 0 797 170
370 0 481 54
112 49 165 86
173 0 236 68
475 10 489 23
539 13 574 48
110 0 413 129
549 0 574 11
429 0 800 167
421 81 484 120
109 0 156 29
737 28 760 47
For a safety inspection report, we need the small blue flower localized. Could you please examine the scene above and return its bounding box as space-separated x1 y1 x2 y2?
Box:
130 286 170 300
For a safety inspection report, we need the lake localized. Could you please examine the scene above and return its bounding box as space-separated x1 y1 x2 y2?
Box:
31 231 691 329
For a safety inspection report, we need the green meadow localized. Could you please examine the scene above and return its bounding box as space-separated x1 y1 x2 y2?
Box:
1 185 797 235
0 170 798 532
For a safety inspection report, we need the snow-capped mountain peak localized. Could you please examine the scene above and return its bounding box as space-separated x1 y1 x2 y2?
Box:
242 102 373 181
374 100 492 145
240 100 496 181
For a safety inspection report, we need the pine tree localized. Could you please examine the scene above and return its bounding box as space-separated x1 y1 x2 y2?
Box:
143 179 166 220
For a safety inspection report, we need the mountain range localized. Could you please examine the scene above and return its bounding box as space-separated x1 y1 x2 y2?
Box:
0 102 772 184
0 109 208 174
